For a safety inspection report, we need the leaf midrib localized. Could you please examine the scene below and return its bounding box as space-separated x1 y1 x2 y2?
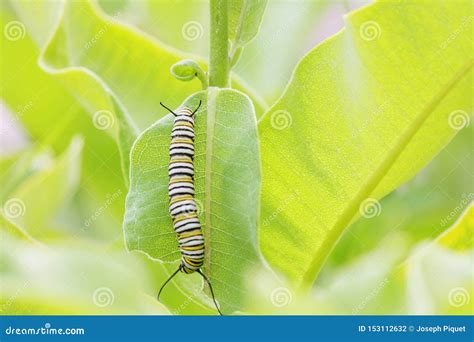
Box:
230 0 249 57
300 58 474 290
204 87 218 276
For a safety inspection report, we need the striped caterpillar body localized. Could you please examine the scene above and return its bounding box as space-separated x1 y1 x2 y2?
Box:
157 101 222 315
168 106 204 274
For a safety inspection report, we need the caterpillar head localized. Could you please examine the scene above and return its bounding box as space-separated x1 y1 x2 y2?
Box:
160 100 202 118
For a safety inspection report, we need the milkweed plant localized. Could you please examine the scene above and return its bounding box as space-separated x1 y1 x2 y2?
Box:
0 0 472 316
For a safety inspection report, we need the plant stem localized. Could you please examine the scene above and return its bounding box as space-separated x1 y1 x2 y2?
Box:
209 0 229 88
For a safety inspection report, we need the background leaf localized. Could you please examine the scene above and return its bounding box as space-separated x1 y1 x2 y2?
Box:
228 0 267 61
0 230 168 315
1 2 128 231
37 0 201 130
384 204 474 315
233 0 335 102
124 89 262 313
437 203 473 251
3 137 83 237
96 0 332 105
326 124 473 269
245 204 472 315
258 0 473 289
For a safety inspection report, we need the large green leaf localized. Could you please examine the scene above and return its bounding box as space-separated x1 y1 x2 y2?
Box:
1 4 128 226
37 66 139 184
98 0 211 59
327 124 473 269
124 88 262 313
258 0 473 289
34 0 202 130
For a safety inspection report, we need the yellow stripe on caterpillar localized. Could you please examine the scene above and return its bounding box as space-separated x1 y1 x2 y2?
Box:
169 155 193 161
169 177 193 183
181 244 205 250
174 121 193 128
178 230 203 239
170 194 193 204
172 138 194 144
173 212 198 223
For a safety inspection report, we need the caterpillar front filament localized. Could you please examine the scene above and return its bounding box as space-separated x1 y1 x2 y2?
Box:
157 101 222 315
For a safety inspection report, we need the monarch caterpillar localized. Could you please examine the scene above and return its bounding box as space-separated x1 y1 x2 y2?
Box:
157 101 223 315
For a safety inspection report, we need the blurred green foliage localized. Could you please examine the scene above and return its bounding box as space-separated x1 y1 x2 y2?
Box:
0 0 472 315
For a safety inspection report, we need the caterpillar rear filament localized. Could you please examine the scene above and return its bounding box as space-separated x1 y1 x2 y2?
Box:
157 101 222 316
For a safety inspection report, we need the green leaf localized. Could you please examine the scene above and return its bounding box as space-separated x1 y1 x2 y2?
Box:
3 137 83 236
37 65 139 184
1 4 128 224
385 205 474 314
245 204 473 315
327 125 473 269
124 88 262 313
228 0 268 60
94 0 269 114
98 0 211 60
34 0 202 130
258 0 473 289
170 59 208 89
170 59 204 82
233 1 329 102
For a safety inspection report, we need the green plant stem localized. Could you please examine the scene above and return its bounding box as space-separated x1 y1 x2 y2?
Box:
209 0 229 88
196 71 208 89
